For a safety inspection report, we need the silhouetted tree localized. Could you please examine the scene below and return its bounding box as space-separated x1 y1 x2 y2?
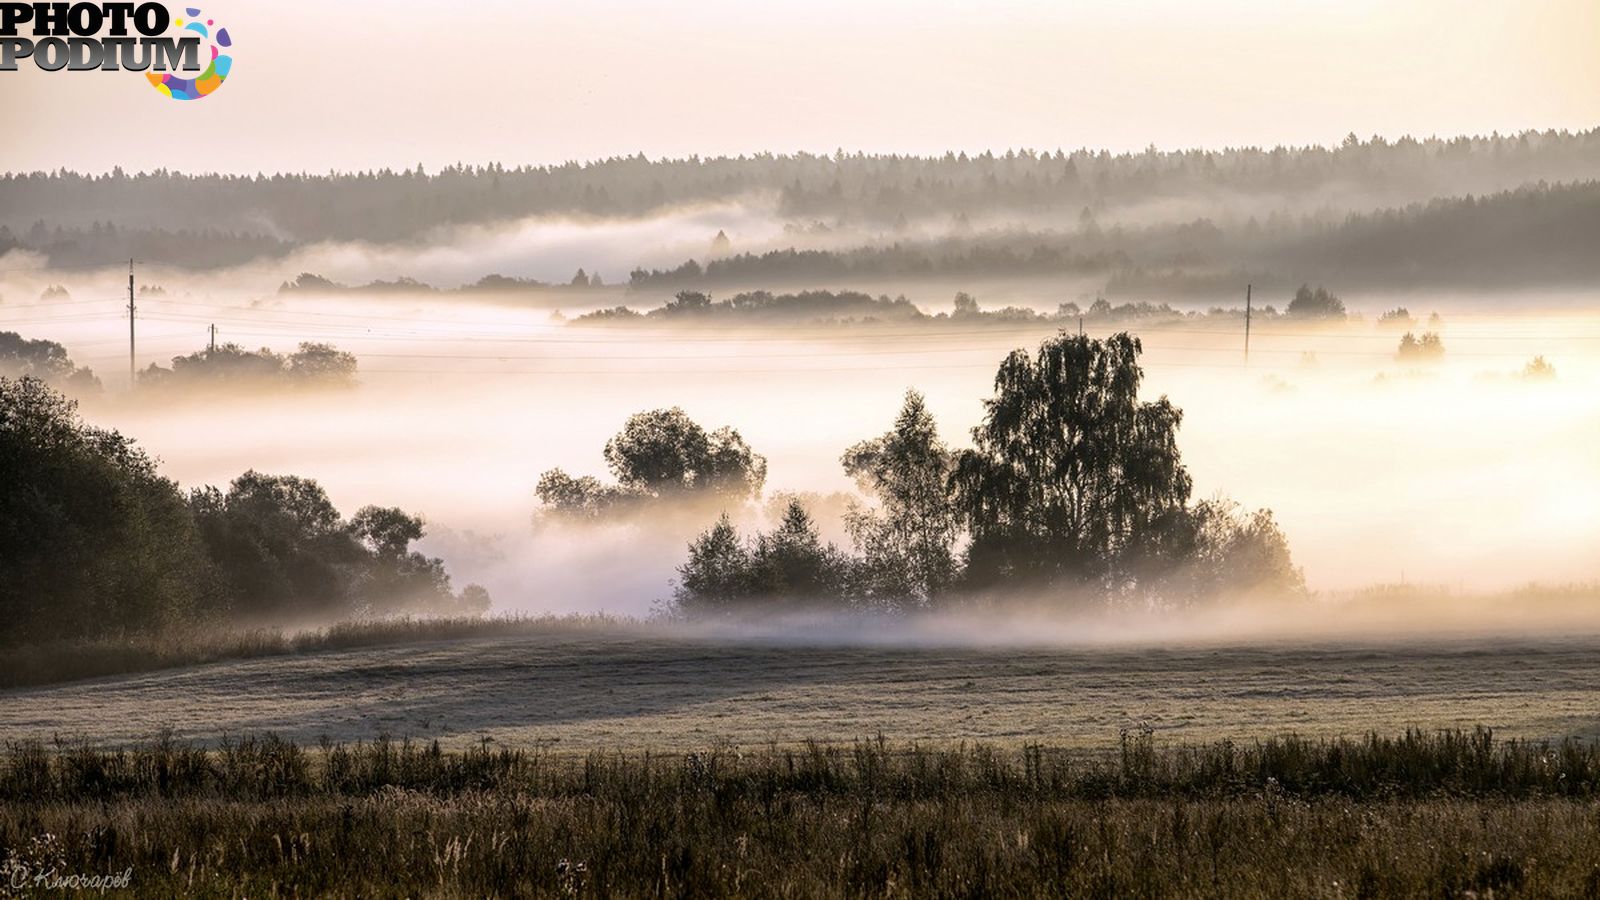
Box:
674 514 751 615
674 501 851 614
1396 331 1444 361
0 331 99 392
841 391 957 608
951 333 1192 594
1286 285 1346 319
602 408 766 499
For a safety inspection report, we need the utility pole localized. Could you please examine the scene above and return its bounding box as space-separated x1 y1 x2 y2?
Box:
208 323 216 353
1244 283 1252 365
127 258 136 388
1078 314 1084 337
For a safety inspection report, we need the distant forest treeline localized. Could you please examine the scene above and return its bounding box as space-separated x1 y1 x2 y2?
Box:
627 181 1600 294
0 130 1597 255
6 180 1595 299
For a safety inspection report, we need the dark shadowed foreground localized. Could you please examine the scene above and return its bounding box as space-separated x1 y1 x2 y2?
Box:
4 731 1600 897
6 630 1600 749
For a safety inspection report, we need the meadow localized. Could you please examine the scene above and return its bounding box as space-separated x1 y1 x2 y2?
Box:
7 627 1600 751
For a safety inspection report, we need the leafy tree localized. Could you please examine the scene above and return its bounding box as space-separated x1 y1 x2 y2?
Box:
540 409 764 521
0 377 212 642
674 501 852 615
193 474 481 621
1286 284 1346 319
841 390 957 608
746 501 851 605
189 472 365 621
287 342 358 386
0 332 99 392
349 505 458 614
951 333 1193 594
674 514 751 615
953 291 980 316
534 469 641 519
1142 498 1305 604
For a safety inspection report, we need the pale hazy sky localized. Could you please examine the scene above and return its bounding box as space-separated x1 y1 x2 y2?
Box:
2 0 1596 174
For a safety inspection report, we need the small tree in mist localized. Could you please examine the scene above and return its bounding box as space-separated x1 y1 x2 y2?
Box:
1377 308 1416 329
1521 356 1556 380
747 501 851 604
1286 285 1346 319
539 408 767 521
349 505 461 614
0 331 100 392
1141 498 1305 604
841 390 958 608
1396 331 1444 361
674 501 852 615
534 469 642 520
951 332 1193 594
604 408 766 498
193 473 486 622
287 342 358 386
674 515 751 615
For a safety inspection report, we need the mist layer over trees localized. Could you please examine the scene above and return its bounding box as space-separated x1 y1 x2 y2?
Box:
521 333 1304 616
3 131 1600 297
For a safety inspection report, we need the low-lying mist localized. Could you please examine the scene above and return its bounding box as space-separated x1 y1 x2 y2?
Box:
10 294 1591 634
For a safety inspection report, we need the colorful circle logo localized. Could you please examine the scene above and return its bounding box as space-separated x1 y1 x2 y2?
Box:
146 8 232 100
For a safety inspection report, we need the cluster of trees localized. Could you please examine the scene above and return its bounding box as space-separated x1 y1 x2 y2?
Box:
138 342 358 391
0 331 99 392
578 290 926 325
535 408 767 520
1396 332 1445 361
579 289 1298 330
277 271 609 296
0 377 486 644
1284 285 1346 319
644 334 1301 615
626 243 1131 289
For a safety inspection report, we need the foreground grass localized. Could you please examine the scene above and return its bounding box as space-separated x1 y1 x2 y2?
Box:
0 614 633 690
4 730 1600 897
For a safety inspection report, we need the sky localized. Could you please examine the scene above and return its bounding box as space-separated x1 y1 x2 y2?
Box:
0 0 1596 173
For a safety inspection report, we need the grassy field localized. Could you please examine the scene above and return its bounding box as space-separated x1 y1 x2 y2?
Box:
4 731 1600 897
5 629 1600 750
8 629 1600 895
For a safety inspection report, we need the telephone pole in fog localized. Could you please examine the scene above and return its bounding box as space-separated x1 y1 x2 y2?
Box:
1244 283 1252 365
208 323 216 353
127 258 136 388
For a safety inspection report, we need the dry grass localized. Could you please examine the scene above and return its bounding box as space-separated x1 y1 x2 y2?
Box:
4 730 1600 897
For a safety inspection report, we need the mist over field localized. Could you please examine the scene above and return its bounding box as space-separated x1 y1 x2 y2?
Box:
3 134 1598 640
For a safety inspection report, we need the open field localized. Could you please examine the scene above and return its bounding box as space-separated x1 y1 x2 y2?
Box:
6 630 1600 750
